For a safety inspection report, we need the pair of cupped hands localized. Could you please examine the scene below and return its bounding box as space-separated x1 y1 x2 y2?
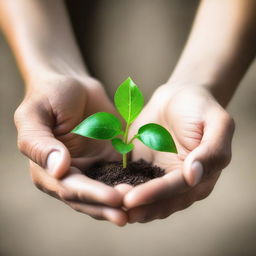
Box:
14 75 234 226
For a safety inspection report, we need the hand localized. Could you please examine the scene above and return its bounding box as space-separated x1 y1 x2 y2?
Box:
123 85 235 223
14 75 127 226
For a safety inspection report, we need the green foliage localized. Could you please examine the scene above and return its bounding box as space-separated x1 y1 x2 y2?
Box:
114 77 144 124
137 123 177 153
71 77 177 168
112 138 134 154
72 112 122 140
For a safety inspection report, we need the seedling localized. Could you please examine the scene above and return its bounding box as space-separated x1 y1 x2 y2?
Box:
72 77 177 168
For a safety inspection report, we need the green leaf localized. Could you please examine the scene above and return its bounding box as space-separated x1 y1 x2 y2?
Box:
71 112 122 140
137 123 177 153
114 77 144 124
111 138 134 154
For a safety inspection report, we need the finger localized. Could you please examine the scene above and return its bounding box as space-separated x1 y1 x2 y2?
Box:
30 163 124 207
183 110 235 186
124 169 189 208
30 161 64 199
128 175 218 224
31 163 127 226
14 101 70 178
66 201 128 226
127 192 194 223
128 202 174 224
60 167 124 207
127 169 219 223
114 183 133 197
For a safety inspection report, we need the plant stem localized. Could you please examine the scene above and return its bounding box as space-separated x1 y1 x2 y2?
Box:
128 134 137 144
123 154 127 168
122 123 131 168
123 123 130 143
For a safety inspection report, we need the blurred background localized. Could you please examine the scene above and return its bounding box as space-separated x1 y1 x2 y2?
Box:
0 1 255 255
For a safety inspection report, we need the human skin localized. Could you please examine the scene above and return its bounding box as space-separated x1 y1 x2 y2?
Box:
122 85 234 222
1 0 256 226
121 0 256 223
0 0 127 226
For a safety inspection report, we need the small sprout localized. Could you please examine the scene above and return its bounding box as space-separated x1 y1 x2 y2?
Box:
71 77 177 168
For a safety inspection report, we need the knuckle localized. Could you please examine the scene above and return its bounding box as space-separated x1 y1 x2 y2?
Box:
14 103 29 127
221 112 235 133
58 189 74 201
204 150 231 176
13 108 21 125
87 206 105 220
17 136 46 167
14 105 24 123
76 190 88 203
17 135 29 154
71 204 83 213
94 208 104 220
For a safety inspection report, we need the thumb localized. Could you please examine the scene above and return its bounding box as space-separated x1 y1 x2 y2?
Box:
183 111 235 187
14 102 71 178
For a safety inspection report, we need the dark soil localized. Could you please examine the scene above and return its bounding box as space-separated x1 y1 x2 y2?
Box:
83 159 165 186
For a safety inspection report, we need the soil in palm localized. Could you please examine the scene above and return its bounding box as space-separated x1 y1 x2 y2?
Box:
83 159 165 186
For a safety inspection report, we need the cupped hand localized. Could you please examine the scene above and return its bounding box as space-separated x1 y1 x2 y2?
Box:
123 85 235 223
14 75 127 226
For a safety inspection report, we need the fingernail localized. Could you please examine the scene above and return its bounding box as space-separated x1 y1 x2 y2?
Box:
46 151 61 175
190 161 203 186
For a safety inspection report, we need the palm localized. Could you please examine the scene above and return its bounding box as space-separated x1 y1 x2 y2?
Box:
123 86 224 223
131 86 205 172
130 86 220 196
23 79 127 225
43 79 120 170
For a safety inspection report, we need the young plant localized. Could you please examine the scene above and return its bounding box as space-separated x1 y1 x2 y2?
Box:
71 77 177 168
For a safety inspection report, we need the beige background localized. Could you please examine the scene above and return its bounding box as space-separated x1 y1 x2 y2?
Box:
0 1 256 256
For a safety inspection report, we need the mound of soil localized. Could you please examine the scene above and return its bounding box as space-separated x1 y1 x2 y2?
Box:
84 159 165 186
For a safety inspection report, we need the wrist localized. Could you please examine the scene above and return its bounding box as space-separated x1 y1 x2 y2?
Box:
23 58 91 84
163 78 211 96
165 53 240 107
166 64 218 92
24 71 103 94
165 76 230 108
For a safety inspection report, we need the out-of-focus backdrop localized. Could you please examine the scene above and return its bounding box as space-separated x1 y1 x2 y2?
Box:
0 1 255 256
